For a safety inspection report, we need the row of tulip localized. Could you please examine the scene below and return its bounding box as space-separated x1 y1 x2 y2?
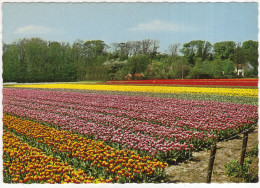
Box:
3 103 193 158
3 114 167 183
10 83 258 97
104 79 258 87
3 88 257 159
4 88 257 130
3 130 102 183
43 88 257 105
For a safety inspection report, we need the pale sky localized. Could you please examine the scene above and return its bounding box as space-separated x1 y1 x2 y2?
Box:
2 2 258 52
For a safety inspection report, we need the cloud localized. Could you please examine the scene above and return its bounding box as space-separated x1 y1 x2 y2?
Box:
129 19 194 32
14 25 58 34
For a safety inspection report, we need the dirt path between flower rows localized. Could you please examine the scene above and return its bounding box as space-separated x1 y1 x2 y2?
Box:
165 128 258 183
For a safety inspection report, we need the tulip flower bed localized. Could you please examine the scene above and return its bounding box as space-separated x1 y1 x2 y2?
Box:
3 130 100 183
47 89 257 105
104 78 258 87
3 88 258 161
3 115 167 183
10 83 258 97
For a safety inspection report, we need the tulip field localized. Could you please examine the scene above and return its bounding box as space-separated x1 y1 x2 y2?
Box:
3 79 258 183
105 78 258 87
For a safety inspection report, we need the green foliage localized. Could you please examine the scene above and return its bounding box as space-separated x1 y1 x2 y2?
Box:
208 59 223 78
3 38 77 83
242 40 258 77
220 60 235 77
2 44 20 82
2 38 258 82
145 60 169 79
224 159 254 182
224 160 243 177
242 40 258 69
213 41 236 60
83 40 107 58
187 58 236 79
171 57 190 79
126 54 151 78
187 59 211 79
181 40 212 65
233 43 246 74
246 145 258 157
104 60 128 80
244 69 258 78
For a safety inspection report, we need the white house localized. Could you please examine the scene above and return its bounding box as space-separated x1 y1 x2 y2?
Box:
234 62 254 77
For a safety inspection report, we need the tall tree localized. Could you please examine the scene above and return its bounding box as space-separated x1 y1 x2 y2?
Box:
72 40 86 81
16 39 28 82
83 40 108 80
232 43 246 74
181 40 212 65
141 39 159 56
172 57 190 79
242 40 258 73
127 54 150 79
2 43 20 82
132 41 142 55
25 38 49 82
213 41 236 60
168 43 180 57
111 42 132 60
83 40 107 59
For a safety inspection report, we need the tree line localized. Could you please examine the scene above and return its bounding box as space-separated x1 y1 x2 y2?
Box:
2 38 258 83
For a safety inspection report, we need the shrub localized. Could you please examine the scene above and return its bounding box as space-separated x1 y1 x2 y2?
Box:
224 159 254 182
246 145 258 157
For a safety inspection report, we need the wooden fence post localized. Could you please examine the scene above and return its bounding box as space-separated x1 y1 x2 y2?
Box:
206 144 217 183
240 130 249 167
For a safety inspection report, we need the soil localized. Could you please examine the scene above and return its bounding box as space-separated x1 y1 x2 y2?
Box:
165 128 258 183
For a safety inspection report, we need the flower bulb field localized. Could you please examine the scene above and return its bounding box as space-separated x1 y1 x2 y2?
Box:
3 79 258 183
